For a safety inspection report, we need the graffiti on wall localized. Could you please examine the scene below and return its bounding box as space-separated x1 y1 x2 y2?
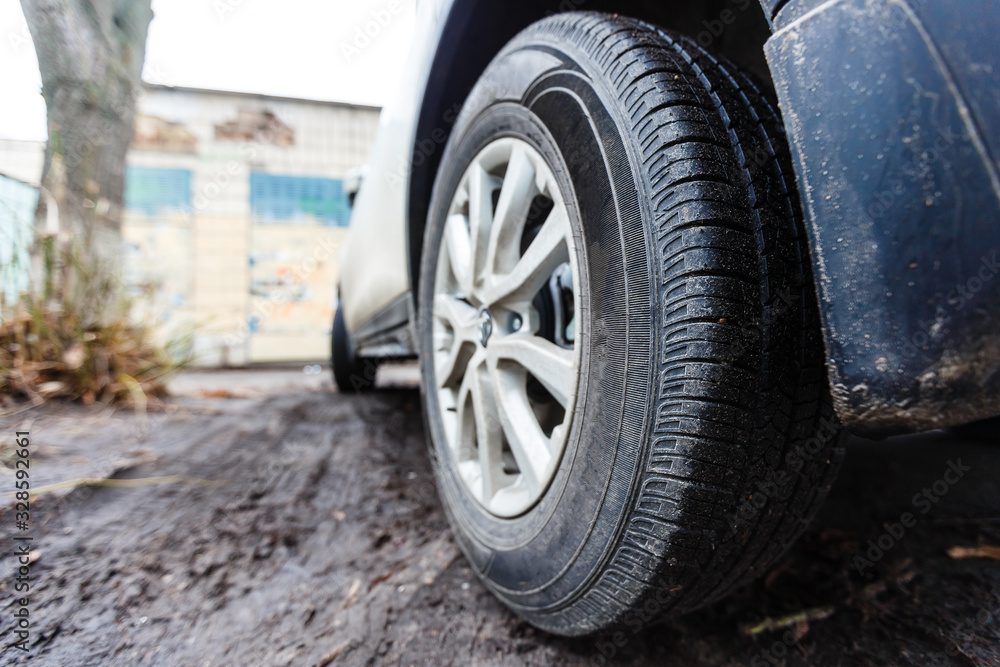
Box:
133 114 198 153
215 110 295 146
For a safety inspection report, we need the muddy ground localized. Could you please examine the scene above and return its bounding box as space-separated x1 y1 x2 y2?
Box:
1 367 998 666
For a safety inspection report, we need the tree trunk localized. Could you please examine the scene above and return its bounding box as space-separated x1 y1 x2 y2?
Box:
20 0 153 325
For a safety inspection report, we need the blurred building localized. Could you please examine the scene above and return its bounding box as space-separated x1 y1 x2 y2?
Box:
0 85 381 366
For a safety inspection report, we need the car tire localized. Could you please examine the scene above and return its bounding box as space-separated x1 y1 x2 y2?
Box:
332 303 378 392
418 12 842 636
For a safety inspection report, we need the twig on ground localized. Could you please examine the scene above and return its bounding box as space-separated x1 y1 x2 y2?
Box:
947 545 1000 561
740 605 835 636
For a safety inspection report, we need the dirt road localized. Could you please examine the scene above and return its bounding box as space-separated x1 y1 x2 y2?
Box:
1 368 998 665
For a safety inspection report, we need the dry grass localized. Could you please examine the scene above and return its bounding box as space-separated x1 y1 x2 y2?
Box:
0 297 185 409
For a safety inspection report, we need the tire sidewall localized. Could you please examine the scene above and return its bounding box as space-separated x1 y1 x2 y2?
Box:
418 40 658 615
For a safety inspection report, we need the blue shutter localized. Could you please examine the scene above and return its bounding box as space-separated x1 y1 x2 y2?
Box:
124 167 192 215
249 172 349 226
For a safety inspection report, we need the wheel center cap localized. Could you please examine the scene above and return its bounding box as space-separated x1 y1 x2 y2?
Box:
478 308 494 347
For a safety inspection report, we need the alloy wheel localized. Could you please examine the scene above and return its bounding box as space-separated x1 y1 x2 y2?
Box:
431 137 581 518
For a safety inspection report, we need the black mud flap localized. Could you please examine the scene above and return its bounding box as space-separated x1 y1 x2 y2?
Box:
764 0 1000 437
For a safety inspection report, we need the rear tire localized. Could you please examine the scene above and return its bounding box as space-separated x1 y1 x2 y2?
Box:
418 12 842 636
332 304 378 392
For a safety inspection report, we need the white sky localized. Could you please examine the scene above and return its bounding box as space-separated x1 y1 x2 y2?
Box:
0 0 416 141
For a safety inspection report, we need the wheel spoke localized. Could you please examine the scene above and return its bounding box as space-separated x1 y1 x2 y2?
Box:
433 295 479 388
467 161 498 292
487 334 576 408
465 360 505 501
481 205 570 307
436 340 475 390
444 214 474 297
452 359 481 495
488 362 552 495
434 293 478 332
485 144 537 280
